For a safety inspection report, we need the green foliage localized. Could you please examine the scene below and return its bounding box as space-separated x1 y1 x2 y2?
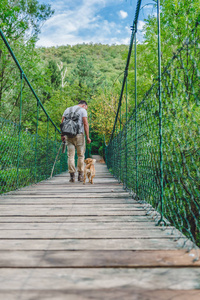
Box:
0 167 32 194
0 0 55 126
48 60 61 90
0 0 54 40
38 43 128 91
0 118 68 194
106 14 200 247
127 0 200 110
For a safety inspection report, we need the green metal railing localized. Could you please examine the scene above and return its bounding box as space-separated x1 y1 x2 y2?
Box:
0 29 68 194
106 0 200 248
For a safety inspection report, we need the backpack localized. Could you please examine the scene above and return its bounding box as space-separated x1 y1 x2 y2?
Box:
60 106 81 138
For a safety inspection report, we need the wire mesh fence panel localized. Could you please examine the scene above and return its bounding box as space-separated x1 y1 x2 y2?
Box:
0 30 68 195
106 21 200 247
161 25 200 245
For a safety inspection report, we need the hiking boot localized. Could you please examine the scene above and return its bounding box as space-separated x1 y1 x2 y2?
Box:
78 171 84 182
69 173 75 183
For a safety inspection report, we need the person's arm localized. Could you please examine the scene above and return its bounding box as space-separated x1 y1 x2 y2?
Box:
83 117 91 144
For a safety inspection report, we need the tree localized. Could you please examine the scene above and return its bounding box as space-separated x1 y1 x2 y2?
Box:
57 61 68 88
0 0 54 41
71 54 103 101
0 0 54 124
48 60 61 89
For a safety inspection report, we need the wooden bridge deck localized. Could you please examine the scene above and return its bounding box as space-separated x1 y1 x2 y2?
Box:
0 158 200 299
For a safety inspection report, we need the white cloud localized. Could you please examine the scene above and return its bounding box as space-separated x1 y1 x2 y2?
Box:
37 0 107 46
137 20 145 31
125 25 131 33
117 37 130 45
118 10 128 19
36 0 132 47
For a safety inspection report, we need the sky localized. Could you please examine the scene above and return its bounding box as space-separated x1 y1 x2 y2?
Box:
36 0 156 47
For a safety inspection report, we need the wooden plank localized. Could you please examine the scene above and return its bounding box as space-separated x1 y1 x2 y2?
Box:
0 196 135 201
0 222 157 230
0 204 145 210
34 182 122 186
0 229 174 238
21 184 120 188
1 191 131 199
0 211 146 216
0 250 199 268
0 200 138 205
7 187 125 192
2 193 130 198
0 268 200 290
1 194 131 199
0 289 200 300
9 179 119 184
0 216 151 222
0 238 180 250
13 190 128 194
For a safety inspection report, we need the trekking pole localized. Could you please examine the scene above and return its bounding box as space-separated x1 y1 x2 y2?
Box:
50 142 65 178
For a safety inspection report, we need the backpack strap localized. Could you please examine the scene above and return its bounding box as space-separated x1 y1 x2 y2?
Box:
64 106 81 120
74 106 81 114
64 106 75 119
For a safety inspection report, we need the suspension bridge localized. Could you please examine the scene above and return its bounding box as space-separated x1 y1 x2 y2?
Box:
0 0 200 299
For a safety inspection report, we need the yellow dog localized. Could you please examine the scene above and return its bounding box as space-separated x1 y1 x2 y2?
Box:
83 158 96 184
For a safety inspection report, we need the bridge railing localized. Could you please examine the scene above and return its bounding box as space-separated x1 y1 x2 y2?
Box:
106 1 200 247
0 30 67 194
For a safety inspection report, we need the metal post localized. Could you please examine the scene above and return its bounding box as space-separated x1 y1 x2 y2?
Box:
60 131 62 173
54 129 57 175
135 28 138 197
125 75 128 189
17 72 23 188
157 0 165 225
46 117 49 179
34 101 39 183
119 104 122 183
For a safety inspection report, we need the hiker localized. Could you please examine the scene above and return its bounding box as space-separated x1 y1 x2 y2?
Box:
61 100 91 182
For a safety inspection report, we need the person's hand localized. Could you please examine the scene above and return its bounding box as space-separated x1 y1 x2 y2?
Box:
61 135 66 142
87 138 91 144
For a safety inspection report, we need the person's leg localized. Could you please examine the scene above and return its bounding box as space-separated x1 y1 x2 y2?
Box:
66 139 76 181
76 134 85 181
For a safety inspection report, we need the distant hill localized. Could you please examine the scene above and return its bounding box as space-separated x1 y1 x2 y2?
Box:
37 43 129 85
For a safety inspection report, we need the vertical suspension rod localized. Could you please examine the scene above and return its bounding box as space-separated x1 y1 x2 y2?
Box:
46 117 49 179
157 0 164 225
17 72 24 188
125 76 128 189
135 27 138 197
119 105 122 183
34 101 39 182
